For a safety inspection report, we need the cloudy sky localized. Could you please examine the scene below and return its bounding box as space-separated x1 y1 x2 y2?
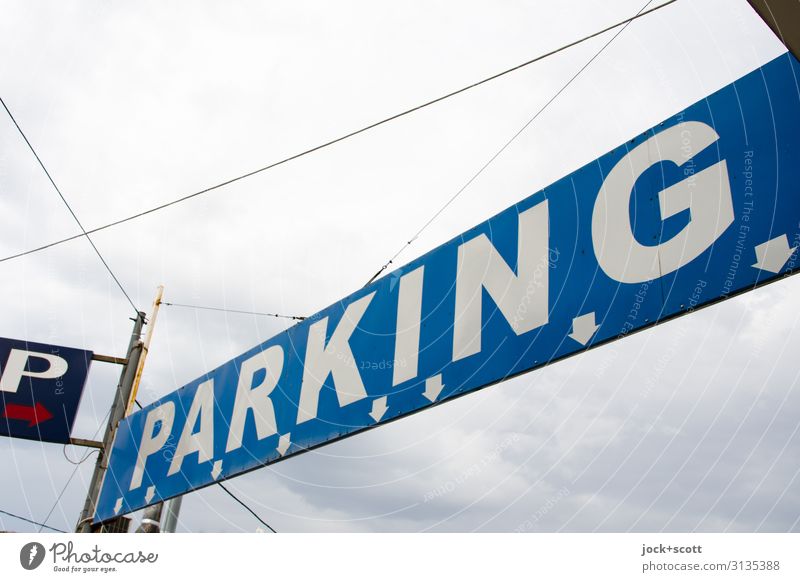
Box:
1 0 798 533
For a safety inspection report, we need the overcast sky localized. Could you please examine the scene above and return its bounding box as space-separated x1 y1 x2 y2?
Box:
1 0 798 533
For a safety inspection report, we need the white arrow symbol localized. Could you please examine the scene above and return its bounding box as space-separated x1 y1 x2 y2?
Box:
752 235 798 273
144 486 155 504
423 374 445 402
277 433 291 456
569 312 599 345
114 498 123 515
211 460 223 480
369 396 388 422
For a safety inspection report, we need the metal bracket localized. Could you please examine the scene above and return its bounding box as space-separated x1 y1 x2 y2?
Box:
69 437 104 449
91 353 129 366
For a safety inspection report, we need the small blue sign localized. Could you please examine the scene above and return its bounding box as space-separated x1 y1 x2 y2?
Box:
0 337 93 444
95 53 800 522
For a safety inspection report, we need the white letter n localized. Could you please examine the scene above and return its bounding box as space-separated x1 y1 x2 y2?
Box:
453 200 549 361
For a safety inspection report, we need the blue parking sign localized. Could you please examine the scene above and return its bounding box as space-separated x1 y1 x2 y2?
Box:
95 52 800 523
0 337 93 444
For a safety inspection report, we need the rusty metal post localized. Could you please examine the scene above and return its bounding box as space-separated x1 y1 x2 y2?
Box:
76 311 145 532
76 285 165 532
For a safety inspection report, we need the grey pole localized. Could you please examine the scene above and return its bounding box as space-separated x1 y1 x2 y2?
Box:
76 311 145 533
162 496 183 533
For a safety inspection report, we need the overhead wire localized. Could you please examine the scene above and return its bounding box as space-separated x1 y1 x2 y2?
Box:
62 443 100 465
364 0 665 286
0 508 67 533
37 409 111 533
38 462 93 532
216 482 278 533
0 0 678 266
0 96 140 313
162 301 306 321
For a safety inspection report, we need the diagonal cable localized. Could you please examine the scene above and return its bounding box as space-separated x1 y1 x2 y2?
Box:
0 96 139 313
0 1 678 266
364 0 664 285
0 508 67 533
162 301 305 321
216 482 278 533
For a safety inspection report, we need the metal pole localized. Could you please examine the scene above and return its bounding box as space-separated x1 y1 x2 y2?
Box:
162 496 183 533
76 311 145 532
125 286 172 534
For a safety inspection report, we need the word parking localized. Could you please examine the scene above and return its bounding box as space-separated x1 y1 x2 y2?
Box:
95 54 800 522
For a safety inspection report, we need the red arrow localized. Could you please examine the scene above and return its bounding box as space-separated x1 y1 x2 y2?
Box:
2 402 54 427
